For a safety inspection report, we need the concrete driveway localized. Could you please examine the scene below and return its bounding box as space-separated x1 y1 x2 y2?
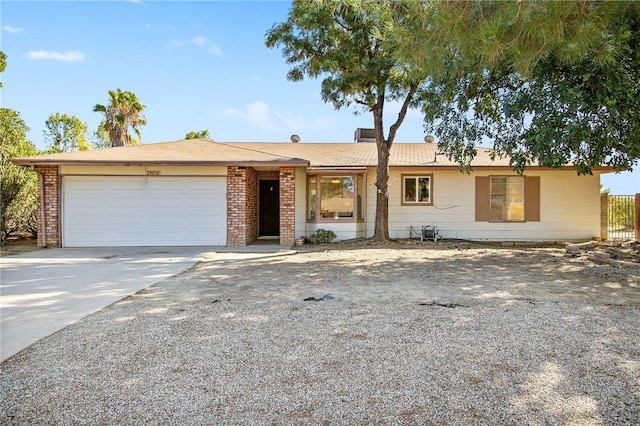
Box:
0 247 218 362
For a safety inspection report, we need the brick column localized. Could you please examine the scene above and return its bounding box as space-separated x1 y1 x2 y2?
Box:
36 165 61 248
279 167 296 246
245 168 258 242
227 166 257 246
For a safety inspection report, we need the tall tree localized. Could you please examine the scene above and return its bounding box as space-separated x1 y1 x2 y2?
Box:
405 0 640 174
43 113 90 153
0 51 6 89
0 108 37 242
267 0 427 241
93 89 147 147
185 129 213 140
90 124 112 150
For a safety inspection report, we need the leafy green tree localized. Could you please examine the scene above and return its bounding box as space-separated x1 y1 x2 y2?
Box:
0 51 6 89
0 108 37 242
185 129 213 140
93 89 147 147
89 124 111 150
43 113 90 153
406 1 640 174
4 174 37 239
266 0 428 241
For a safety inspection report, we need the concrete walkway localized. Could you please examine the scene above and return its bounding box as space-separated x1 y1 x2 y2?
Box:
0 247 220 362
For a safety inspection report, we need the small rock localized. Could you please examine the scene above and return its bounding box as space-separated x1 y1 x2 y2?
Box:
565 241 596 251
588 251 611 263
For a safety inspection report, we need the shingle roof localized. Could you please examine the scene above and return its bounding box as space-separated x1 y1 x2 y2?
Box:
12 138 514 168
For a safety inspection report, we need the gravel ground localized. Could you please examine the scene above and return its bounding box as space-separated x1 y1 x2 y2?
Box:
1 241 639 425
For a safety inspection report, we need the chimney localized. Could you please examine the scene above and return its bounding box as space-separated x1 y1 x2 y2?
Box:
291 134 300 143
354 128 376 143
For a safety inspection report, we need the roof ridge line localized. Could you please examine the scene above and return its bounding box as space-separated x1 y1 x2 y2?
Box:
212 141 305 162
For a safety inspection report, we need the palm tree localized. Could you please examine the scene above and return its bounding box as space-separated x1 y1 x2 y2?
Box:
93 89 147 147
185 129 213 140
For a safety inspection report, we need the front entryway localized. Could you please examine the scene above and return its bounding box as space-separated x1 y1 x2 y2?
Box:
259 180 280 237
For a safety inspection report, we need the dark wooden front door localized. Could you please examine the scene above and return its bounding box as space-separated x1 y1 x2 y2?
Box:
259 180 280 236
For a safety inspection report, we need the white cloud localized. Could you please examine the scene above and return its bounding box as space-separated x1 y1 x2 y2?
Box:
27 50 86 62
221 101 335 133
168 36 222 56
3 26 24 34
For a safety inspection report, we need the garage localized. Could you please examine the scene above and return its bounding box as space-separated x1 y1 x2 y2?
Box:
62 176 227 247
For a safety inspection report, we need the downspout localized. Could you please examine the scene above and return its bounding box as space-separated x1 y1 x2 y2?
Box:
38 170 47 248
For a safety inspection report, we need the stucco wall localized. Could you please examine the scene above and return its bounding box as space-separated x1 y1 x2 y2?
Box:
305 222 364 241
364 168 601 242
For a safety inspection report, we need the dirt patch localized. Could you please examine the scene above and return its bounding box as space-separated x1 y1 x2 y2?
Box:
1 243 638 424
0 238 40 257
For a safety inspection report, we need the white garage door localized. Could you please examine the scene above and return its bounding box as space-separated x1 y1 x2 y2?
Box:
63 176 227 247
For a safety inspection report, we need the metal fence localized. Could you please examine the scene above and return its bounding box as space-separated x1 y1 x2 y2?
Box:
608 195 636 240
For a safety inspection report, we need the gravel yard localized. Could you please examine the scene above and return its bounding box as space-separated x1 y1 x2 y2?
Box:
1 241 639 425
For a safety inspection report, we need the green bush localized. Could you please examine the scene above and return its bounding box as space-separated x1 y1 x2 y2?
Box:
609 197 635 230
1 108 38 243
309 228 337 244
2 173 37 240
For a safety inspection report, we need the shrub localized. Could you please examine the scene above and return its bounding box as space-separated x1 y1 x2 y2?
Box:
609 197 635 230
1 108 38 243
309 228 337 244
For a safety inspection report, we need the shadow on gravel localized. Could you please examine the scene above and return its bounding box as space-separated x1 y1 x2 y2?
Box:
179 248 639 307
1 247 639 424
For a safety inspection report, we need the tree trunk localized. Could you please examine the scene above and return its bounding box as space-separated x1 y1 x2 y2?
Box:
372 141 391 241
112 127 124 147
371 102 392 242
369 85 417 242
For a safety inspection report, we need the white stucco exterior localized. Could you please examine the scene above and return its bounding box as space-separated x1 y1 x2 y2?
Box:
369 168 602 242
63 164 603 244
294 166 308 240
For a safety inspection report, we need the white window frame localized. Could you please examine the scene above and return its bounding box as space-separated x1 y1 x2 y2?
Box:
307 174 365 223
401 175 433 206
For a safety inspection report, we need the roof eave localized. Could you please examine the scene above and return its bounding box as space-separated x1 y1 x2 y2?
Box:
12 159 309 167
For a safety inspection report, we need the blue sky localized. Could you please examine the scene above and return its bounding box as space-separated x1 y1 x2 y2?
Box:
1 0 638 194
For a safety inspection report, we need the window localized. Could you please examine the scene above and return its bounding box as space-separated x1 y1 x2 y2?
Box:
475 176 540 222
490 176 524 221
307 174 364 222
402 175 432 205
308 176 317 220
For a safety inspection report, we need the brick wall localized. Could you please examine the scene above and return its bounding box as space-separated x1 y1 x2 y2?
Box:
245 168 258 243
227 166 257 245
35 166 61 248
279 167 296 246
228 166 295 246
